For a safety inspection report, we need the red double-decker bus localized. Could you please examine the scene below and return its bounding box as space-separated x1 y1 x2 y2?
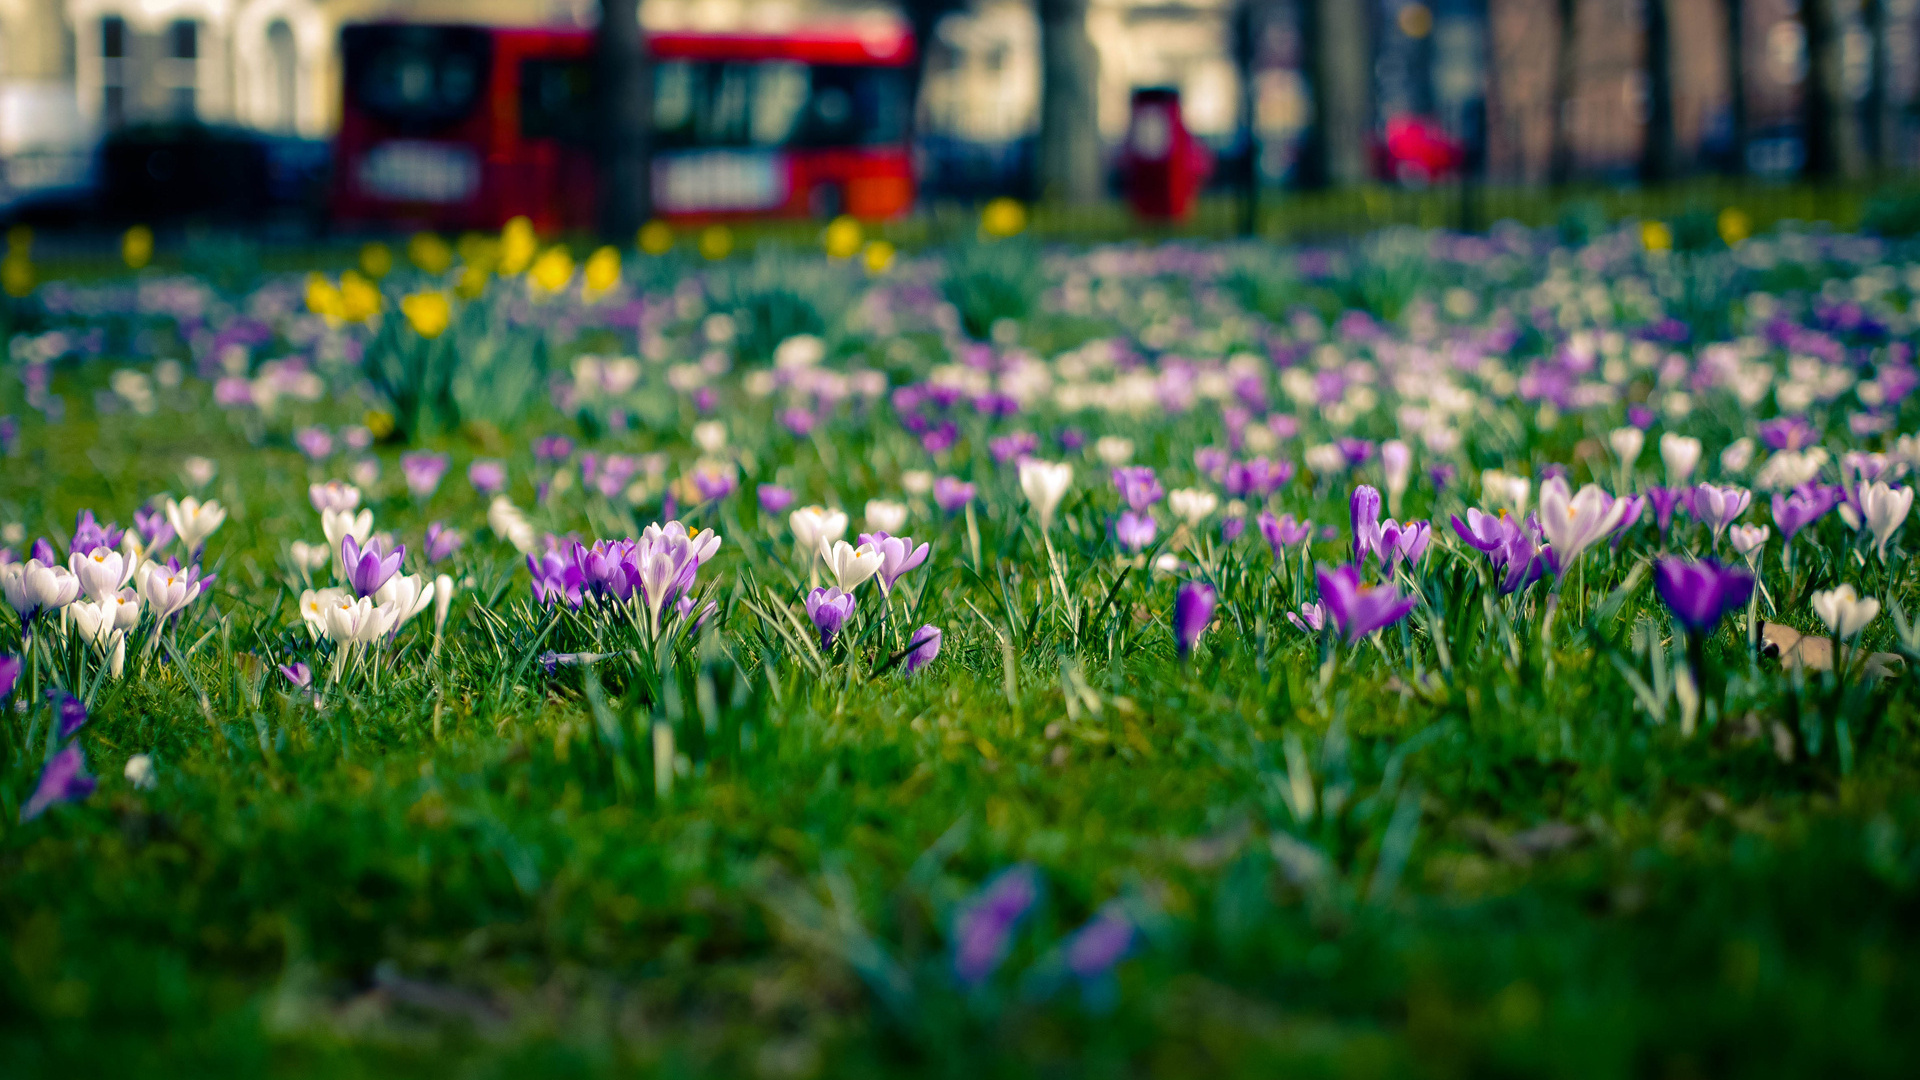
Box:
331 20 916 231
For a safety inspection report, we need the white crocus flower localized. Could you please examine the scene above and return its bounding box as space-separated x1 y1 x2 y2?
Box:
125 754 156 790
69 599 117 648
3 560 80 617
433 573 456 638
1837 481 1914 560
298 587 346 639
1720 437 1756 475
1608 427 1645 468
309 481 361 513
820 538 884 592
692 420 728 454
901 470 933 495
1537 476 1631 562
865 499 908 535
486 496 537 554
1168 487 1219 526
181 456 217 491
789 505 849 553
373 573 436 630
1729 524 1770 566
1095 436 1135 467
140 562 203 620
322 594 397 645
289 540 333 575
165 496 227 551
1018 459 1074 531
1659 433 1702 484
1812 584 1881 640
70 546 133 603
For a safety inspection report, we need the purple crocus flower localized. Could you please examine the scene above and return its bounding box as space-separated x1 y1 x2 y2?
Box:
1257 511 1312 560
1226 457 1294 499
71 511 124 555
400 452 450 499
933 477 975 515
1193 447 1230 481
953 864 1043 985
50 690 86 738
1654 558 1754 634
860 533 931 594
424 522 463 564
1450 508 1510 552
1064 903 1135 980
1337 437 1376 468
806 587 856 648
468 459 507 496
279 662 312 689
758 484 797 515
294 426 334 461
1115 511 1157 552
1221 515 1246 544
31 538 55 565
1173 582 1216 658
1318 564 1417 642
1648 486 1688 533
1627 404 1655 429
1771 485 1838 541
534 435 575 464
528 548 585 608
20 743 95 822
1112 466 1164 511
134 506 175 552
1350 485 1383 561
1692 483 1753 542
1758 416 1818 451
989 432 1040 465
1288 601 1326 632
1376 519 1432 570
1429 463 1456 492
0 655 19 700
340 534 404 598
903 624 943 673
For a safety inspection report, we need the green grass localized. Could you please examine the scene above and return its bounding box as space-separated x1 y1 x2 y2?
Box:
3 228 1920 1078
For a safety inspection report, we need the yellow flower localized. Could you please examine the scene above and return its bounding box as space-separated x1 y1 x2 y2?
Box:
364 410 396 440
305 272 343 318
408 232 453 274
7 224 32 254
455 263 490 300
360 241 394 279
1 255 33 298
401 291 451 339
638 219 675 255
339 270 382 322
500 216 538 275
530 246 574 294
457 233 499 271
583 245 620 298
1717 207 1751 247
981 197 1027 238
123 225 154 270
1640 220 1672 252
823 215 862 259
699 225 733 261
862 239 896 275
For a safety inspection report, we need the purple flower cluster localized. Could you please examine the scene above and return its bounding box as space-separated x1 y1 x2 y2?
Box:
1451 508 1554 595
527 522 721 631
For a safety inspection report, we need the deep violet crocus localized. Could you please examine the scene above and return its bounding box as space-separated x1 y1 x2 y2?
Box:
20 743 95 822
1772 485 1840 542
340 535 404 598
1173 582 1216 658
50 690 86 738
1257 511 1312 560
806 587 856 649
1654 558 1754 635
0 655 19 700
1317 563 1417 642
1350 485 1383 561
1648 486 1689 533
903 624 943 674
952 864 1043 985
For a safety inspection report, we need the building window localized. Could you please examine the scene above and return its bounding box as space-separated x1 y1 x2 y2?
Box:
102 17 127 128
168 20 198 121
268 20 298 132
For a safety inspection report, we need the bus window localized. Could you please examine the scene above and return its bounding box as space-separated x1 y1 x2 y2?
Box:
344 26 491 131
795 67 908 148
653 61 908 150
521 59 593 142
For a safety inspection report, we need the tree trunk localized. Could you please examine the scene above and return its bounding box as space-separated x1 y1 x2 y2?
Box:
1641 0 1674 183
1234 0 1260 233
597 0 652 239
1865 0 1891 171
1036 0 1104 203
1724 0 1747 174
1802 0 1842 179
1300 0 1372 188
1549 0 1579 185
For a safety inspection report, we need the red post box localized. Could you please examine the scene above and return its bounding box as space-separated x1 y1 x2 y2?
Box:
1123 87 1208 222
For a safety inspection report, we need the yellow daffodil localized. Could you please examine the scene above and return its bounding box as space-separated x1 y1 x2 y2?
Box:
699 225 733 261
400 291 451 339
638 219 675 255
1641 220 1673 253
408 232 454 274
500 216 537 275
530 246 574 294
123 225 153 270
981 197 1027 238
862 239 896 275
360 242 393 279
339 270 382 322
1718 207 1751 247
583 245 620 299
305 272 343 318
823 215 862 259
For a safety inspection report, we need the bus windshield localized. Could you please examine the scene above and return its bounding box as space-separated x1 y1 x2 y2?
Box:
652 61 908 150
343 26 492 131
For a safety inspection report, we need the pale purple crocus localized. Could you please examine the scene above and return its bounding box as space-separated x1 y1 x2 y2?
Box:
133 506 175 552
933 477 976 515
904 624 943 673
20 743 95 822
468 459 507 496
1350 485 1383 561
1318 563 1417 642
805 587 856 649
1691 483 1753 544
1064 903 1135 980
294 425 334 461
1115 511 1157 552
860 533 931 594
1450 508 1510 553
51 690 86 739
1376 519 1432 571
1654 558 1754 635
953 864 1042 985
1772 485 1839 541
424 522 463 564
1257 511 1312 560
1648 486 1688 533
71 511 124 555
279 661 312 689
758 484 797 515
1288 601 1326 633
1112 466 1164 512
401 452 451 499
340 535 404 598
534 435 575 464
1226 457 1293 499
1173 581 1216 658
